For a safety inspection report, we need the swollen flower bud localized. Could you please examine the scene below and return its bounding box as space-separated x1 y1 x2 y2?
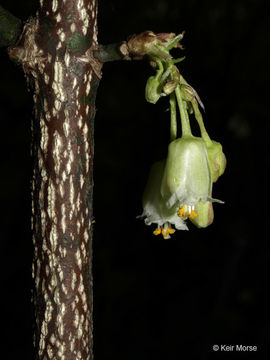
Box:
190 200 214 228
206 140 226 182
163 80 178 95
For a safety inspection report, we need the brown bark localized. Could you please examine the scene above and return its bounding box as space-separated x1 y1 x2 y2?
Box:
9 0 101 358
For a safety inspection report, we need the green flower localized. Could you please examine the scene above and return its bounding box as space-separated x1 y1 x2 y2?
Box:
162 136 212 206
161 135 223 222
139 160 188 239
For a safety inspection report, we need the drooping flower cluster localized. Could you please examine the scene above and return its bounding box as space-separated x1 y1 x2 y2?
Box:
136 31 226 239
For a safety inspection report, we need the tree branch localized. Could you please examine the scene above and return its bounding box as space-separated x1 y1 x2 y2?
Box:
93 42 133 62
2 3 184 357
7 0 100 358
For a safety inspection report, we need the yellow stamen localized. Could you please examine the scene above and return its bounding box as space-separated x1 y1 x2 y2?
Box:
178 205 185 217
153 224 176 239
167 226 176 235
153 228 161 236
161 227 167 238
189 210 198 219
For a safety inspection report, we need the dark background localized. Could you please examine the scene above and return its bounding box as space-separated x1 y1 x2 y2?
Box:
0 0 269 359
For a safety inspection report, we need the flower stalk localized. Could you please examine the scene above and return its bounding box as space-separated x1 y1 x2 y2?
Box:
169 93 177 141
175 85 192 136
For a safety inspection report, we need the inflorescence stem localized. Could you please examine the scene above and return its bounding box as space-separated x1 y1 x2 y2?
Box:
170 93 177 141
175 85 192 136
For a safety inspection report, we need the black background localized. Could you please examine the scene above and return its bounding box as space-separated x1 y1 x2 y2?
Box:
0 0 269 359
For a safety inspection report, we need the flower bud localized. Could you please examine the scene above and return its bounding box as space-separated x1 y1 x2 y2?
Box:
145 76 162 104
190 200 214 228
206 140 226 182
180 84 205 111
163 80 178 95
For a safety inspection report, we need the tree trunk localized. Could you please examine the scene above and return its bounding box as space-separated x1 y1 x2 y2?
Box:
9 0 101 358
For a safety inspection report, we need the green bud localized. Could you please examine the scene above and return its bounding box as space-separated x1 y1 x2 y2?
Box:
206 141 226 182
190 200 214 228
163 80 178 95
145 75 162 104
180 83 205 111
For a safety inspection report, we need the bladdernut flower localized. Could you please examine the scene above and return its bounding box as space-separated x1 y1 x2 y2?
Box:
161 136 213 206
139 160 188 239
161 135 224 224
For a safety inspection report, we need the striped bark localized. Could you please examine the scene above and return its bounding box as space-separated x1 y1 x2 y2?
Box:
9 0 101 358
